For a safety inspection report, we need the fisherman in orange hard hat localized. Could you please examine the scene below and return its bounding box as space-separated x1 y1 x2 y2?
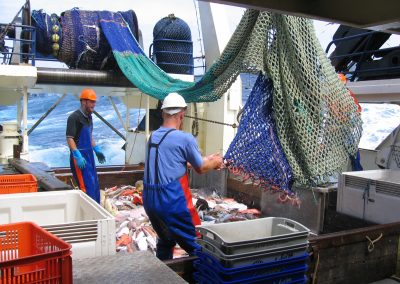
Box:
66 89 106 203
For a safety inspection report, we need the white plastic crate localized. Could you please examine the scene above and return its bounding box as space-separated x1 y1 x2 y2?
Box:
196 217 309 255
0 190 115 259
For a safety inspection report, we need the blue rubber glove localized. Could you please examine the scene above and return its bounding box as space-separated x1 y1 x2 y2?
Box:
72 149 87 169
93 145 106 164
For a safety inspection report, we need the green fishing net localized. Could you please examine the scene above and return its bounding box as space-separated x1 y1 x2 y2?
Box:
102 9 362 186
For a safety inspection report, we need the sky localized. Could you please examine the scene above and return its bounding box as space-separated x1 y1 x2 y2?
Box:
0 1 398 65
0 1 347 59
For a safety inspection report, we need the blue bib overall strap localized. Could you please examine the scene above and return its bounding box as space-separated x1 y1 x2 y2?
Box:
143 129 201 260
145 129 176 185
70 123 100 203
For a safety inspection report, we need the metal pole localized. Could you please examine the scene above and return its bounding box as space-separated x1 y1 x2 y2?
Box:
145 94 150 141
108 96 127 131
126 92 130 130
17 93 21 129
22 88 28 153
92 110 126 141
28 94 66 135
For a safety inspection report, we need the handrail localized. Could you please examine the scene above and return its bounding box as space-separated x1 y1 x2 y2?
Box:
326 28 400 81
325 30 378 54
329 45 400 60
0 23 36 65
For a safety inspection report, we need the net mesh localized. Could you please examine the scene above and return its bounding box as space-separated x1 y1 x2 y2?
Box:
224 73 293 192
265 14 363 185
100 10 362 186
31 9 362 188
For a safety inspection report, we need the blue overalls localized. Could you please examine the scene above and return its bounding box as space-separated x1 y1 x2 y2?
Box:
143 129 201 260
70 121 100 203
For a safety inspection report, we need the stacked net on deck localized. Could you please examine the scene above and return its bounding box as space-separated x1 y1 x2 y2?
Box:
153 15 194 75
224 73 293 193
32 9 139 70
31 10 62 56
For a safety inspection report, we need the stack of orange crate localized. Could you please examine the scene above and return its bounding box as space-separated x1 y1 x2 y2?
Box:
0 174 37 194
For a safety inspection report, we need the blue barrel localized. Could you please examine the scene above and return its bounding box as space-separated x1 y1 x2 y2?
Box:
153 14 194 75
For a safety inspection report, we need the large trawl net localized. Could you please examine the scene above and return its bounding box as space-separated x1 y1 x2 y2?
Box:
224 73 293 192
98 10 362 186
34 8 361 188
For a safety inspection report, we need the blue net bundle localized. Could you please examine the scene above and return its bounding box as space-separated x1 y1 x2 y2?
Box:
32 9 139 70
224 73 294 194
58 9 138 70
153 14 193 75
31 10 62 56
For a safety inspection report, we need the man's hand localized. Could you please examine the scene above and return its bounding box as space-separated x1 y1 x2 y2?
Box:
72 149 87 169
93 145 106 164
206 153 224 170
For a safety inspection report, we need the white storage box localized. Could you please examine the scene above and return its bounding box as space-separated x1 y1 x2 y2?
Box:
337 169 400 224
0 190 115 259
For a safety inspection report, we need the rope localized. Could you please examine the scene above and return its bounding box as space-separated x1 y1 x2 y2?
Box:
185 114 238 128
192 0 206 73
366 233 383 253
312 252 320 284
191 103 199 137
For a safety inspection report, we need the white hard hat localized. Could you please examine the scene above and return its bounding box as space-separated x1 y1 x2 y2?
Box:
161 93 187 115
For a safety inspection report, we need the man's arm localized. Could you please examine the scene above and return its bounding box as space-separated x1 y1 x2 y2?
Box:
67 137 78 151
193 153 224 174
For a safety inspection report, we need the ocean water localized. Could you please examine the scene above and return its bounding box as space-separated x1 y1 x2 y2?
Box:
1 75 399 168
0 94 145 167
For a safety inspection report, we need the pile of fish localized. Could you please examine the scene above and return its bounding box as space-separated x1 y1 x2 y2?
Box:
101 182 261 258
192 189 262 224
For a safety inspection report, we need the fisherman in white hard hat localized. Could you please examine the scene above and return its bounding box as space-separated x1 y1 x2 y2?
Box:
143 92 223 260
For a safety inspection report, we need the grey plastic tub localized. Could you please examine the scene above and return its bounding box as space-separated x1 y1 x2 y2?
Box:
196 217 310 254
197 238 309 268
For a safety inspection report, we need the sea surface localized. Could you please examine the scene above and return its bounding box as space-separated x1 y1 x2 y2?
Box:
1 74 399 168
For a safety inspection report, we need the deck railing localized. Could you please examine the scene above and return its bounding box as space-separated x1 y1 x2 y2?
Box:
0 23 36 65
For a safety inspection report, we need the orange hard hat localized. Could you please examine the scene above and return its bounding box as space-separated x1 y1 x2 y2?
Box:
338 73 347 83
80 89 97 101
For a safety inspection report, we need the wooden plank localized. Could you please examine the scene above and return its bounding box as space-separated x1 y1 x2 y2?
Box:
9 158 72 191
55 170 144 189
52 164 144 174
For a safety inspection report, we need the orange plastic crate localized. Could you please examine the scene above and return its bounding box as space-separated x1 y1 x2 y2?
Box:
0 222 72 284
0 174 37 194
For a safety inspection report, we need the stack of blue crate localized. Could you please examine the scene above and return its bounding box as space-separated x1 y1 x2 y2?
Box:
194 217 310 284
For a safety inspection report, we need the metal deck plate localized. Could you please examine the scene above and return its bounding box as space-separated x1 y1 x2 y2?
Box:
73 251 187 284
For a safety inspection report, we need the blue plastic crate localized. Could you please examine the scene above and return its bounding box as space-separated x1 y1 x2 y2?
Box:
195 250 309 281
193 272 308 284
193 265 308 284
197 238 308 268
